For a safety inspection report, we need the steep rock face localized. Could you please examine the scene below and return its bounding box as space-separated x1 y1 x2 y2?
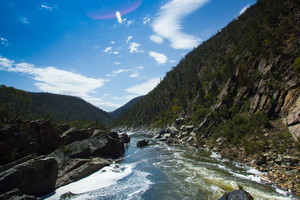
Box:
0 157 58 197
0 120 61 165
283 92 300 140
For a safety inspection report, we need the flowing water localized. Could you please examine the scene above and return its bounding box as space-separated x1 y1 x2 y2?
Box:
44 132 298 200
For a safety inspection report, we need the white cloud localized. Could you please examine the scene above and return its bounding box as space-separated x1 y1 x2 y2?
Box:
124 19 134 26
0 56 14 68
125 78 160 95
113 51 119 55
239 4 250 15
152 0 208 49
126 36 133 44
114 61 121 65
0 56 107 99
103 46 112 53
150 35 164 44
143 16 151 24
20 17 30 24
41 4 53 11
84 97 122 111
137 66 144 70
111 41 115 44
169 60 177 64
0 38 9 47
107 69 130 77
130 73 139 78
129 42 143 53
112 69 130 74
149 51 168 65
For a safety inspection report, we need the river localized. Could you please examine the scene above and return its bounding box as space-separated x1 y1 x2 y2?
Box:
43 131 297 200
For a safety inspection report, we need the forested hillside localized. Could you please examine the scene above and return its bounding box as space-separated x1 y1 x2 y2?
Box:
0 85 113 126
114 0 300 139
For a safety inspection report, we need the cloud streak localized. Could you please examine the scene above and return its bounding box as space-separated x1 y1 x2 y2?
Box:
125 78 160 95
239 4 250 15
0 56 107 99
149 51 168 65
152 0 209 49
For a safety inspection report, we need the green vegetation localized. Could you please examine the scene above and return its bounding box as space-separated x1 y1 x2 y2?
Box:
0 85 112 127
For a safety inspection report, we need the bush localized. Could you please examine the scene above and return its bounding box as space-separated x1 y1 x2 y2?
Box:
293 57 300 74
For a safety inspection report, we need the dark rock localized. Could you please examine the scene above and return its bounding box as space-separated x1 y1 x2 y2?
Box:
219 189 253 200
137 139 149 147
89 132 124 158
56 158 111 188
0 189 38 200
32 120 61 154
120 133 130 143
61 128 90 145
0 157 58 197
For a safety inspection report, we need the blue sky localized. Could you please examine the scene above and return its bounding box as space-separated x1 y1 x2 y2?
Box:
0 0 256 112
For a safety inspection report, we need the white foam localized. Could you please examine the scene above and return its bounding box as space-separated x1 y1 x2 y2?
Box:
210 151 222 158
43 163 133 200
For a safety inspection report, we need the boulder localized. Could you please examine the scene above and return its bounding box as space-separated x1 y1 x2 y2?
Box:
120 133 130 143
219 189 253 200
61 128 90 145
137 139 149 147
0 157 58 197
89 132 124 158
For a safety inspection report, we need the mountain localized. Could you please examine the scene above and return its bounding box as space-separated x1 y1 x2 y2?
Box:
110 96 145 119
114 0 300 140
0 85 113 125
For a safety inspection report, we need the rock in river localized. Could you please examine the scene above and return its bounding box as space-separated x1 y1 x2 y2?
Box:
137 139 149 147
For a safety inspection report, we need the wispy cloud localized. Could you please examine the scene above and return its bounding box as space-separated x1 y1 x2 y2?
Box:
0 38 9 47
152 0 209 49
143 16 151 24
150 35 164 44
125 78 160 95
129 42 143 53
103 46 112 53
41 4 53 11
106 69 130 77
130 73 139 78
114 61 121 65
20 17 30 24
239 4 250 15
149 51 168 65
102 45 120 55
126 36 133 44
0 56 107 99
84 97 122 111
123 18 134 26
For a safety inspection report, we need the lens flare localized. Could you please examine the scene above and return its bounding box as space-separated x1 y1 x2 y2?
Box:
87 0 142 20
116 11 122 23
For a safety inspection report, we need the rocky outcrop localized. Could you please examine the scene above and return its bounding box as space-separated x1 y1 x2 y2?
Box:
0 119 126 198
120 132 131 143
219 189 253 200
0 119 61 165
56 158 111 188
283 94 300 141
0 156 58 197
